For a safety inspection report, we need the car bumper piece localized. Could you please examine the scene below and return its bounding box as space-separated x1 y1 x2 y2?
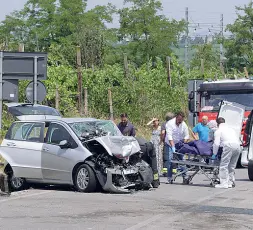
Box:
103 168 139 194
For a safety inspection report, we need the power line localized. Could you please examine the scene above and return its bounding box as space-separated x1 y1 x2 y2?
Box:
185 7 189 70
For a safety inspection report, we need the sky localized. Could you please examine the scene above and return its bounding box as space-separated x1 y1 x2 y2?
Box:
0 0 251 37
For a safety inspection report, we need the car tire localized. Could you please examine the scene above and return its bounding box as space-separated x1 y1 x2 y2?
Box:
74 164 97 193
9 176 27 191
248 160 253 181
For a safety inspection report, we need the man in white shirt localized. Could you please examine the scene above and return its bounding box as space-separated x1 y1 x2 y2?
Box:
165 111 189 183
212 117 241 189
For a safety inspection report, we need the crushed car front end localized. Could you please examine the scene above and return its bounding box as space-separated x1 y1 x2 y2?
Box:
70 119 154 193
84 137 154 193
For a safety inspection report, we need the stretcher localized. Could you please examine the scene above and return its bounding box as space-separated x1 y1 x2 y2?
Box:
171 151 220 186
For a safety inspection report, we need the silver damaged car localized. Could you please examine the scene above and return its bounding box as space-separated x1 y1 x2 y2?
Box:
0 104 154 193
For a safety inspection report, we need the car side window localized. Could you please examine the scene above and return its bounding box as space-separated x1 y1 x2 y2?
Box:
45 123 77 148
6 122 44 142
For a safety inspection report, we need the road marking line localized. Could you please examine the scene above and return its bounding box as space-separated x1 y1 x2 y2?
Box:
0 190 52 203
125 214 165 230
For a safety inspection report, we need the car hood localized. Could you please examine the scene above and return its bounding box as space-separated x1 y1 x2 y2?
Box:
218 100 245 139
94 136 141 158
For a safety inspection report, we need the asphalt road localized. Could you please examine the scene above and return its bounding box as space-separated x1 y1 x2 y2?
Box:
0 169 253 230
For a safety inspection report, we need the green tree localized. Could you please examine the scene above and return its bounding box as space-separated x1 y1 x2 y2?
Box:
191 44 220 72
0 0 58 51
0 10 27 50
23 0 58 51
74 4 116 67
225 1 253 72
118 0 185 66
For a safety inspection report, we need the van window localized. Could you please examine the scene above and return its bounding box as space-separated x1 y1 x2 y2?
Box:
6 122 44 142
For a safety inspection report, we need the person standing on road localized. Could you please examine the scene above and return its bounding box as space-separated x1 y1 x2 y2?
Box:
147 118 163 176
0 155 10 195
212 117 241 189
161 112 175 143
192 116 210 142
117 113 136 137
165 111 189 184
207 120 218 142
160 112 175 175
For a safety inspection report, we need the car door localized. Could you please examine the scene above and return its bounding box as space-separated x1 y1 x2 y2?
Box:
41 122 78 183
218 100 245 141
0 121 44 179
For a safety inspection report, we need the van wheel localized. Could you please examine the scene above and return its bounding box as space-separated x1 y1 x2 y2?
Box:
74 164 97 193
248 160 253 181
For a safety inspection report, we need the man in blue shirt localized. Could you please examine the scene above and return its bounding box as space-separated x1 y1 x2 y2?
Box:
192 116 210 142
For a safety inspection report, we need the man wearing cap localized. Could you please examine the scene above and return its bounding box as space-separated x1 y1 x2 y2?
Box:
192 116 210 142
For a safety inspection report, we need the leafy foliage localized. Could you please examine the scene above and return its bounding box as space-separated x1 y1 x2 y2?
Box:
118 0 185 66
82 56 188 124
0 0 251 138
225 1 253 72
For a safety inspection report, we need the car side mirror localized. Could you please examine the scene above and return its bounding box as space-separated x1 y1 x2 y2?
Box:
59 140 70 149
188 99 195 113
188 91 194 100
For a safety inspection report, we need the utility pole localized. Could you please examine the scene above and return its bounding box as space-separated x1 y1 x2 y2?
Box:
18 43 24 52
76 46 83 114
185 7 189 71
108 88 113 121
166 56 171 86
220 14 225 76
36 33 39 52
123 53 130 78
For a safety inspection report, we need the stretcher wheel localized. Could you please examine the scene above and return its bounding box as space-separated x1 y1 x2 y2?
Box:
183 178 190 185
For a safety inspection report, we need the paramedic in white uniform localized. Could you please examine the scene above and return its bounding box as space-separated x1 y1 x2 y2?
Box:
212 117 241 189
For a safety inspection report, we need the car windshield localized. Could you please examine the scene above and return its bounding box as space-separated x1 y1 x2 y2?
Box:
9 105 61 116
202 93 253 111
69 120 122 137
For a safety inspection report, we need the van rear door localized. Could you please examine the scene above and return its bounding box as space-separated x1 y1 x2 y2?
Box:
218 100 245 141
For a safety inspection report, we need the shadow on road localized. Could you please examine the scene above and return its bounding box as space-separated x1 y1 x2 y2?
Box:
28 184 104 193
176 203 253 216
160 181 213 188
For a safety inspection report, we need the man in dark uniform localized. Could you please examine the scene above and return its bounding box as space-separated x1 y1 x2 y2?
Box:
135 137 160 188
118 113 136 136
117 113 159 188
0 156 10 196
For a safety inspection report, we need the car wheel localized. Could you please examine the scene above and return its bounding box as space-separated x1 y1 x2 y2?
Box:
9 176 26 191
74 164 97 193
248 160 253 181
